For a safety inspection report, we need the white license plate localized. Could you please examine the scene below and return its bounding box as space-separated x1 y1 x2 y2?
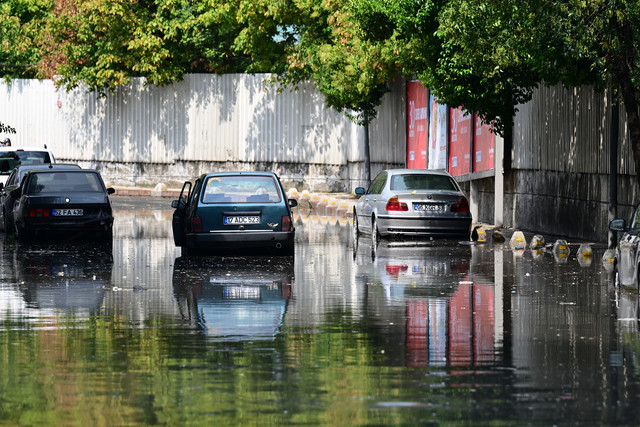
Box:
224 215 260 225
413 203 444 212
53 209 83 216
224 286 261 299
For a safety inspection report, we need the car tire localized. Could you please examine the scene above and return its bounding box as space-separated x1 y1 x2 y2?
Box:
14 223 31 242
371 216 381 247
352 210 360 240
3 213 11 235
282 244 295 257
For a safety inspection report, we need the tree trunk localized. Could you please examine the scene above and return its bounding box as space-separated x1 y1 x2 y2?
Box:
613 16 640 187
618 72 640 186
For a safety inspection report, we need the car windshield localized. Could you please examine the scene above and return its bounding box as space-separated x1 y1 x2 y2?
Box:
202 175 281 203
25 172 104 194
0 151 52 175
390 174 458 192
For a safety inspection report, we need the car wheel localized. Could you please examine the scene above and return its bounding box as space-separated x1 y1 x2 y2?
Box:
352 209 360 238
14 223 30 242
371 216 381 247
3 213 11 235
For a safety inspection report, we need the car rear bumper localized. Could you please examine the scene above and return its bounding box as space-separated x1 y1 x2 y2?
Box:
185 230 295 250
17 217 113 234
376 215 471 237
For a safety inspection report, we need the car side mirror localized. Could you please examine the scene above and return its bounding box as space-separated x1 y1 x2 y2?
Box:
171 200 179 209
0 183 3 192
355 187 365 195
288 199 298 208
9 188 20 199
107 187 115 195
609 218 626 232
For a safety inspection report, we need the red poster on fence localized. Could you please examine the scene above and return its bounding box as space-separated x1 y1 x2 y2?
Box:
406 82 428 169
474 115 495 172
448 107 472 176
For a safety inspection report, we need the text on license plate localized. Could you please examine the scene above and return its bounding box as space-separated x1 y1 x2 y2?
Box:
53 209 83 216
224 215 260 225
413 203 444 212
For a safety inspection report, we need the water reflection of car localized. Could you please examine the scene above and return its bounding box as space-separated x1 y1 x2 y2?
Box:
171 172 297 255
353 169 472 244
354 239 471 297
0 164 81 233
172 256 293 340
14 244 112 311
610 208 640 289
11 169 115 242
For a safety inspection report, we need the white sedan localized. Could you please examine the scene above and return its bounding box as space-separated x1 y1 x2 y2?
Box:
353 169 472 243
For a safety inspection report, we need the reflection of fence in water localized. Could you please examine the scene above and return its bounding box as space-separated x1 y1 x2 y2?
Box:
107 208 182 322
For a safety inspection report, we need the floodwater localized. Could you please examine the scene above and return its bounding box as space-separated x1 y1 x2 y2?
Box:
0 196 639 425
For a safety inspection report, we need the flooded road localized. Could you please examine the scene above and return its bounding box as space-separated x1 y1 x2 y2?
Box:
0 196 639 425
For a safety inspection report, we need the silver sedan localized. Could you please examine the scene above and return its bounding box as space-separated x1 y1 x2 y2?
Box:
353 169 472 243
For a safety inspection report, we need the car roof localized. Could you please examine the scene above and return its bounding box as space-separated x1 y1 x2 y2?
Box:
14 163 79 172
26 168 99 175
200 171 278 178
383 168 455 177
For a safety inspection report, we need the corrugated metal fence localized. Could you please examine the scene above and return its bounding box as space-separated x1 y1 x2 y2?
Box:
0 74 406 190
513 84 632 175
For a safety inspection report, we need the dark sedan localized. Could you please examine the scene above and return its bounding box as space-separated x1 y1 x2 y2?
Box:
11 169 115 242
172 171 297 255
0 164 80 233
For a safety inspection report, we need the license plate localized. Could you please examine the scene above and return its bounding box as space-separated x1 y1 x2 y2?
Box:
223 285 261 299
53 209 83 216
413 203 444 212
224 215 260 225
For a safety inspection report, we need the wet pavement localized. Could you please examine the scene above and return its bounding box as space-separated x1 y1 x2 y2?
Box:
0 195 638 425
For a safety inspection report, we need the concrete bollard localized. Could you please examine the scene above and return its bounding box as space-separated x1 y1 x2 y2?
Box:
577 243 593 267
509 231 527 250
530 234 545 249
553 239 571 263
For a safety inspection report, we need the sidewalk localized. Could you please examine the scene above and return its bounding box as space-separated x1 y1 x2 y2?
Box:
110 186 360 218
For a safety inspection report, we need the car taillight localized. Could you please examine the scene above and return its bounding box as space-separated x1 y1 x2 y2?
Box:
192 216 202 232
451 198 470 213
385 197 408 211
282 215 292 232
29 208 50 217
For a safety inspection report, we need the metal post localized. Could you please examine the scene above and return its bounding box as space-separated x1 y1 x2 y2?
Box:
609 101 619 249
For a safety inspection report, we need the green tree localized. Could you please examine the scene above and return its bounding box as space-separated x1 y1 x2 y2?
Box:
48 0 250 91
233 0 402 182
355 0 640 179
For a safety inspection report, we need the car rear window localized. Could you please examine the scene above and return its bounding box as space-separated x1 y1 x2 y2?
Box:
25 172 104 194
0 151 52 175
390 174 459 192
202 175 282 203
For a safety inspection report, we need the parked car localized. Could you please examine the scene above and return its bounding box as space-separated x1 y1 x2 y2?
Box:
353 169 472 244
0 146 56 186
171 172 297 255
609 207 640 289
0 164 81 233
11 169 115 242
